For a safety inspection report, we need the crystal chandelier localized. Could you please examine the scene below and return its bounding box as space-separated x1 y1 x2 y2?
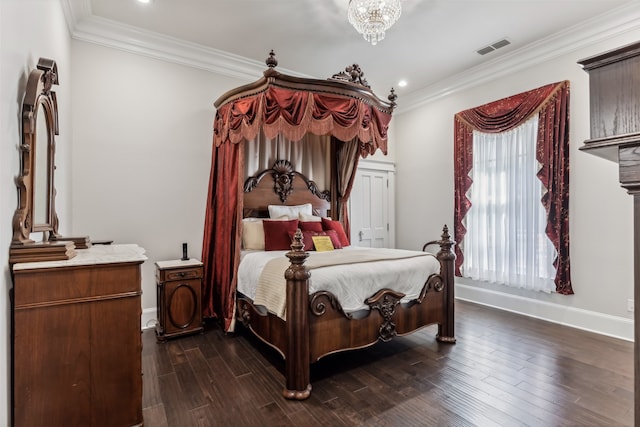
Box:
347 0 402 46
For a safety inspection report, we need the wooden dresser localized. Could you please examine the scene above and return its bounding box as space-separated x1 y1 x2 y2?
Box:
11 244 147 427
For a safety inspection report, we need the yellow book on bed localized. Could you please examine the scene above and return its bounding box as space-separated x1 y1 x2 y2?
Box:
312 235 334 252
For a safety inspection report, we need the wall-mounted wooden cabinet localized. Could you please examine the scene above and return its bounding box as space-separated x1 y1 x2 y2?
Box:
579 41 640 163
578 41 640 427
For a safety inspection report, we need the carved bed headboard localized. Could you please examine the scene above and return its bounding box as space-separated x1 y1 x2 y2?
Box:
243 160 331 218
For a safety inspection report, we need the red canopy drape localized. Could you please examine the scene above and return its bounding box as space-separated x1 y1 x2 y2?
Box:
203 81 393 330
454 81 572 295
214 86 391 154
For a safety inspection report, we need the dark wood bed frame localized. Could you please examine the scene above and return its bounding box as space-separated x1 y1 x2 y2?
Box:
236 160 456 400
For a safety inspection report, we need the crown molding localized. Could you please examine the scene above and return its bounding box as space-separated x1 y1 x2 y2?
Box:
395 3 640 114
60 0 90 34
60 0 313 83
61 1 640 111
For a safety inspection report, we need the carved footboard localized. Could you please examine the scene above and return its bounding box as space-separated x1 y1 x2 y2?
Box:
236 225 456 400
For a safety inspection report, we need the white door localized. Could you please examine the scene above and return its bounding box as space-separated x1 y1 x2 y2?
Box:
349 167 393 248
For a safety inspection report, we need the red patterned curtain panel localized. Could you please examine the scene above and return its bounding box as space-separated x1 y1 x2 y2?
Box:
203 87 392 330
201 141 243 329
454 81 573 295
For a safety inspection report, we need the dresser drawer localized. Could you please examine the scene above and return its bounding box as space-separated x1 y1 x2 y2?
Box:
13 263 142 308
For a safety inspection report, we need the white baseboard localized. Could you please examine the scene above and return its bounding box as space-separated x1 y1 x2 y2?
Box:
141 307 158 331
456 283 634 342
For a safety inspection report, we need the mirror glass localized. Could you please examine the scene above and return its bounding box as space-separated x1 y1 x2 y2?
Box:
32 98 51 228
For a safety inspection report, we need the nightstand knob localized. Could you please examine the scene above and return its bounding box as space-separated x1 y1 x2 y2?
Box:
179 272 186 277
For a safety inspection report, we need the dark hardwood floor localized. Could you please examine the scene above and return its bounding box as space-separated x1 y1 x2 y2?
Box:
142 300 633 426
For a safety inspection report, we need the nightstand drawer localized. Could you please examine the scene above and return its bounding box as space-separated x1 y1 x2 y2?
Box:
164 268 202 281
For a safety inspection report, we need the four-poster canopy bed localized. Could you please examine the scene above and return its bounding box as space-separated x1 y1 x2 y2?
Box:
202 51 456 400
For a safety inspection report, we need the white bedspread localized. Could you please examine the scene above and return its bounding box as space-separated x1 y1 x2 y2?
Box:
237 246 440 318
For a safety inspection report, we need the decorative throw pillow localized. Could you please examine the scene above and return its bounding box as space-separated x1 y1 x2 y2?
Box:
321 218 350 247
321 229 343 249
241 218 264 250
268 203 312 220
299 221 324 232
298 212 322 222
263 219 299 251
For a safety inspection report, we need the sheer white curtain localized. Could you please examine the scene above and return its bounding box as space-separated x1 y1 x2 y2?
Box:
244 131 331 191
463 115 556 292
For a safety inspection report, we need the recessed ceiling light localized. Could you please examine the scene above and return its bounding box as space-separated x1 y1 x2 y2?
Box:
138 0 151 3
398 80 407 88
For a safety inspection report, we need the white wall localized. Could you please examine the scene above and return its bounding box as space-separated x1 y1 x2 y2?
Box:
395 30 640 340
0 0 72 423
70 41 248 325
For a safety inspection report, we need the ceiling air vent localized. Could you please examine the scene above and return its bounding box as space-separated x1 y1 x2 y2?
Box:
476 38 511 56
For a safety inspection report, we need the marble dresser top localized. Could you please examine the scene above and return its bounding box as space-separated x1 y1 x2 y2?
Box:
12 244 147 271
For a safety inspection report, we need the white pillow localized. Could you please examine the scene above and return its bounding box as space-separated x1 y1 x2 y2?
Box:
242 218 265 250
268 203 312 220
298 212 322 222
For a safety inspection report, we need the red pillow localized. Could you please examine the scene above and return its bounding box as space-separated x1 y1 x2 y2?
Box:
321 218 350 247
299 221 323 232
263 219 299 251
319 230 342 249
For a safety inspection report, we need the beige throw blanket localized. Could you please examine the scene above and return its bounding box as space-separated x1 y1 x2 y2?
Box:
253 248 430 319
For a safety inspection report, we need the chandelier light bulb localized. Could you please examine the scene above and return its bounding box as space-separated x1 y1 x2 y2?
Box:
348 0 402 46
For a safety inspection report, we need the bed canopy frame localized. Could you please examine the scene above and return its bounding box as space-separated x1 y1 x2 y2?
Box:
202 51 398 331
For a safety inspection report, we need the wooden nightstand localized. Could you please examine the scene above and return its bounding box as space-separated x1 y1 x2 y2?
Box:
155 259 204 341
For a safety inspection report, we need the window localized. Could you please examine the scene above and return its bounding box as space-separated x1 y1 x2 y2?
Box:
463 115 556 292
453 81 573 295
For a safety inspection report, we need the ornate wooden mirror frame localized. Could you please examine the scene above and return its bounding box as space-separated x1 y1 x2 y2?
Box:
10 58 88 264
12 58 59 244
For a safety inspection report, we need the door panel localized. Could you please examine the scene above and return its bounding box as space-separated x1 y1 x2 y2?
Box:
350 169 389 248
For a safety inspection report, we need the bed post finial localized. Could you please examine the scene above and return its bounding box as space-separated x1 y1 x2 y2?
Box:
266 50 278 68
264 50 280 78
436 224 456 344
438 225 453 254
283 229 312 400
388 87 398 110
289 228 305 254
